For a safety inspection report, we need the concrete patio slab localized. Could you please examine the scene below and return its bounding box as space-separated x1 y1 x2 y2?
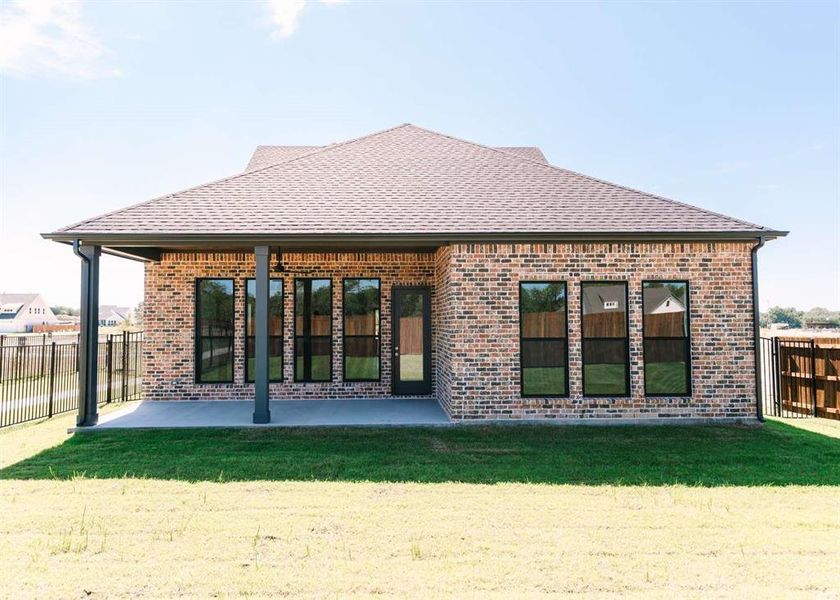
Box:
76 399 451 430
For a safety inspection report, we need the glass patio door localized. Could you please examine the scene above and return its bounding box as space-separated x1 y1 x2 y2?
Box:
391 286 431 395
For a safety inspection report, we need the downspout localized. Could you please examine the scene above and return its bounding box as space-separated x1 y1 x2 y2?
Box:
72 239 88 265
751 236 766 422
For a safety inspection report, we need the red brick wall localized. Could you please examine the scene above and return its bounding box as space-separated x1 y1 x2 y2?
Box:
444 242 757 420
143 251 437 400
143 243 757 421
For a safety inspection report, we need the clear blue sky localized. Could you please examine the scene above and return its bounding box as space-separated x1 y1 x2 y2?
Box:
1 0 837 310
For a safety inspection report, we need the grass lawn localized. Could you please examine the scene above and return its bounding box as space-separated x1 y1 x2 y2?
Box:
294 355 331 381
200 361 233 382
245 356 284 381
645 361 688 394
398 353 423 380
583 363 628 395
344 356 380 380
522 367 566 395
0 414 838 597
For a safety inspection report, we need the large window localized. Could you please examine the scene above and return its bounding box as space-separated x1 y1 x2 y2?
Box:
245 278 284 382
294 278 332 382
581 281 629 396
643 281 691 396
195 279 234 383
519 282 568 396
343 278 380 381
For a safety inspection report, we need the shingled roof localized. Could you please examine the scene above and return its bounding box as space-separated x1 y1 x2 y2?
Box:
245 143 548 172
45 124 783 244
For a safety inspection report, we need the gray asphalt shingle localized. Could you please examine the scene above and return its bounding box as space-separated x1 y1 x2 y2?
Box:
52 124 774 237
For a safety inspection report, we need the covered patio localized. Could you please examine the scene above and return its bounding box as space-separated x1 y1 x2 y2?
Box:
75 398 450 430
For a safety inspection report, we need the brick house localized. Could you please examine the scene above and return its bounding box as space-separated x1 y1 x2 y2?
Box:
44 124 785 426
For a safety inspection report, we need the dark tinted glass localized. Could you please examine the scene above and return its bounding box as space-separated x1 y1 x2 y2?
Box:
294 279 332 382
196 279 234 382
644 339 689 395
520 282 567 396
581 282 628 395
522 339 567 396
582 282 627 338
582 339 628 395
643 282 690 395
344 279 380 380
520 283 566 338
245 279 283 382
344 336 379 380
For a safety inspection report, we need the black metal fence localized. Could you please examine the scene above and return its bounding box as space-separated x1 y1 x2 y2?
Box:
761 336 840 420
0 331 142 428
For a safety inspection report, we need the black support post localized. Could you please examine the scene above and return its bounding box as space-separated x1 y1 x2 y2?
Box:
74 241 100 427
253 246 271 424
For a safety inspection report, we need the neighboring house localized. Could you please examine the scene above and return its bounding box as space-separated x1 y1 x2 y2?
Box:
642 287 686 315
581 284 627 314
0 294 59 333
43 124 786 426
99 305 131 327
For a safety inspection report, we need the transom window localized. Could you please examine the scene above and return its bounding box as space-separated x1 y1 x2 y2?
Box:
519 282 568 397
195 279 234 383
343 278 380 381
643 281 691 396
294 278 332 382
245 278 284 382
581 281 629 396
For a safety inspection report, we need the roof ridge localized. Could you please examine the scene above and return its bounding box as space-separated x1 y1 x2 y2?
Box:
57 123 414 234
406 123 766 232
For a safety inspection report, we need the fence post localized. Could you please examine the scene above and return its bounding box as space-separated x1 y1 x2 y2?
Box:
47 342 56 418
810 339 818 417
772 337 780 417
121 330 129 401
40 334 46 376
0 335 4 384
106 335 113 404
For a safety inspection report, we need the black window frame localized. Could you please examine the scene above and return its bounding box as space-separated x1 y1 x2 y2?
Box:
342 277 382 382
244 277 285 383
580 280 631 398
519 281 569 398
194 277 235 384
642 280 692 397
293 277 333 383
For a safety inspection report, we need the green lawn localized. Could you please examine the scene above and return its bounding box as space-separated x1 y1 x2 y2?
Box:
583 363 627 395
200 362 233 382
294 355 331 381
645 361 688 394
522 367 566 395
344 356 379 380
398 354 423 381
3 420 838 486
245 356 284 381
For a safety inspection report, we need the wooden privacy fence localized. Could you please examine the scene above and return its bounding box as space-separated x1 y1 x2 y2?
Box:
760 336 839 420
522 312 566 337
397 316 423 355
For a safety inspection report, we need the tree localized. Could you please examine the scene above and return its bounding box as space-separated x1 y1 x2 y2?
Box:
50 305 79 316
760 306 803 328
803 307 840 326
133 302 144 329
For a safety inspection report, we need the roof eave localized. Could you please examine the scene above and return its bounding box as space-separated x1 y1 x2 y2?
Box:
41 229 789 249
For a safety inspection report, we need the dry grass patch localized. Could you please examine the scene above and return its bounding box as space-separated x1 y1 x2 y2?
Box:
0 479 838 598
